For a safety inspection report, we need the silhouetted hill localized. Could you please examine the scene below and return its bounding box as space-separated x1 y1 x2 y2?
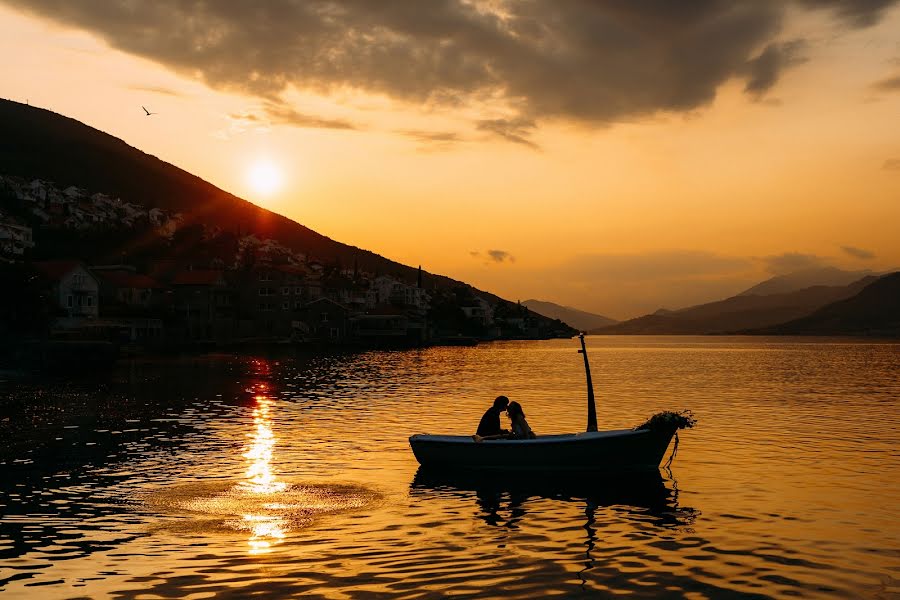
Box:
590 276 878 335
737 267 872 296
745 272 900 336
522 300 617 331
0 99 532 311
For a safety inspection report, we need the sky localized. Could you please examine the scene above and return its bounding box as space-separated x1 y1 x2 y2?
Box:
1 1 898 319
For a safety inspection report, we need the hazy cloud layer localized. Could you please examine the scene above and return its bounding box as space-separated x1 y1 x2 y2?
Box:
759 252 827 274
127 84 183 97
6 0 897 144
884 158 900 170
399 129 464 151
841 245 876 260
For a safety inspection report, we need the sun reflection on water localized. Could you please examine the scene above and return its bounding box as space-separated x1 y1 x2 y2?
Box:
239 384 288 553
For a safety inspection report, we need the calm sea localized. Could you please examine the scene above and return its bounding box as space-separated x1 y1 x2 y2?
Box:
1 336 899 598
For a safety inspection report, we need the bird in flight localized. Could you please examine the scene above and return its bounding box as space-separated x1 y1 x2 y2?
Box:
142 105 157 116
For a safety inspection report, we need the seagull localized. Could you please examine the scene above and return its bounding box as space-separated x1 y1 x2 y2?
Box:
142 105 157 116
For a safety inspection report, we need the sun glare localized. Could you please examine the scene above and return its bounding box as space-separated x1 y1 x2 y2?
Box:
247 161 283 196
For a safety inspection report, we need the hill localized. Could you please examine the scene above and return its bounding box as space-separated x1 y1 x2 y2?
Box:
745 272 900 336
522 300 617 331
0 99 572 338
590 276 878 335
0 99 451 289
737 267 872 297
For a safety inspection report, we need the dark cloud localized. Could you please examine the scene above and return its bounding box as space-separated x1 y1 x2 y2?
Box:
795 0 897 27
760 252 827 274
262 104 357 130
841 245 875 260
883 158 900 170
744 40 807 98
470 249 515 264
871 74 900 92
476 118 539 150
5 0 897 145
487 250 514 263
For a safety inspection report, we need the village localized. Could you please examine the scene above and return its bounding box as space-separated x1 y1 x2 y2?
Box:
0 175 572 362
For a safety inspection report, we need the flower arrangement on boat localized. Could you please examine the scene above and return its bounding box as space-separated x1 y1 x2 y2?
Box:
634 410 696 433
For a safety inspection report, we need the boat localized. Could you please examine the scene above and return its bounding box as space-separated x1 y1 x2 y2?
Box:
409 334 693 472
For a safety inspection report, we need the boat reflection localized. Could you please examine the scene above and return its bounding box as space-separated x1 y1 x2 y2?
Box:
411 467 698 587
410 467 698 530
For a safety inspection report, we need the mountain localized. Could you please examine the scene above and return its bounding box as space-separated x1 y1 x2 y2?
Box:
522 300 617 331
590 276 879 335
745 272 900 336
0 99 403 276
0 99 573 335
737 267 872 297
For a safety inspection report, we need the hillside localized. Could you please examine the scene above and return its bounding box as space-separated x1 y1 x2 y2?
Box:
590 276 878 335
0 99 560 324
737 267 872 296
522 300 617 331
745 272 900 336
0 99 449 289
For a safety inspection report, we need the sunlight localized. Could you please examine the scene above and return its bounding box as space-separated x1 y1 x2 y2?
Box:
246 160 283 196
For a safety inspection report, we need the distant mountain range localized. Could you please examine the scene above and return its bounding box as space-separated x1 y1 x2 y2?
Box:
737 266 874 296
590 271 894 335
745 272 900 336
522 300 617 331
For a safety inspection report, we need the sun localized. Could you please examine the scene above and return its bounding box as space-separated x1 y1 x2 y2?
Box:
246 160 283 196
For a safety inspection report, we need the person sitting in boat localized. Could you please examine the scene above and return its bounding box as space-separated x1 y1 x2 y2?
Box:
474 395 510 440
507 401 537 440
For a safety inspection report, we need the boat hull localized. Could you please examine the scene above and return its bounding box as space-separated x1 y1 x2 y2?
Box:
409 428 676 472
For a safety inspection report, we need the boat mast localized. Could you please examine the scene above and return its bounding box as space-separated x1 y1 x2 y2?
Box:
578 333 598 432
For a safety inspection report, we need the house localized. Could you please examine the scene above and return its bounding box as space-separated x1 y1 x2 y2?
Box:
461 296 495 326
91 266 162 309
170 269 234 341
369 275 428 311
32 260 100 321
0 219 34 256
298 297 350 342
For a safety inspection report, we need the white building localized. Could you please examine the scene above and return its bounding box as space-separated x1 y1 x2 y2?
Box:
34 261 100 319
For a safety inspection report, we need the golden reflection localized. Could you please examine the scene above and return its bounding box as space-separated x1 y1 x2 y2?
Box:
239 382 288 553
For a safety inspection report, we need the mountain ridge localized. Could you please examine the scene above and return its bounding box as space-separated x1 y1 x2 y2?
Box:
589 276 879 335
522 300 617 331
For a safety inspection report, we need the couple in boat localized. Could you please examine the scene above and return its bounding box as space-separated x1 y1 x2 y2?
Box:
473 395 537 442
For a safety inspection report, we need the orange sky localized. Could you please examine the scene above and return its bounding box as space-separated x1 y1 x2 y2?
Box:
1 2 898 318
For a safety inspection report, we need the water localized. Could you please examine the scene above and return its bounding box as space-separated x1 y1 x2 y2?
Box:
1 336 899 598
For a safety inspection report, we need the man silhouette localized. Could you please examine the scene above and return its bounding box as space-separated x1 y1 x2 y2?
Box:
476 395 510 437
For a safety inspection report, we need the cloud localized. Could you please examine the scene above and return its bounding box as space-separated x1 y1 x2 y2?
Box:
884 158 900 170
127 84 183 97
759 252 827 274
487 249 514 263
470 249 515 264
476 118 539 150
871 74 900 92
400 129 464 151
841 245 876 260
560 251 752 281
795 0 898 27
744 40 807 98
262 103 358 130
6 0 896 136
